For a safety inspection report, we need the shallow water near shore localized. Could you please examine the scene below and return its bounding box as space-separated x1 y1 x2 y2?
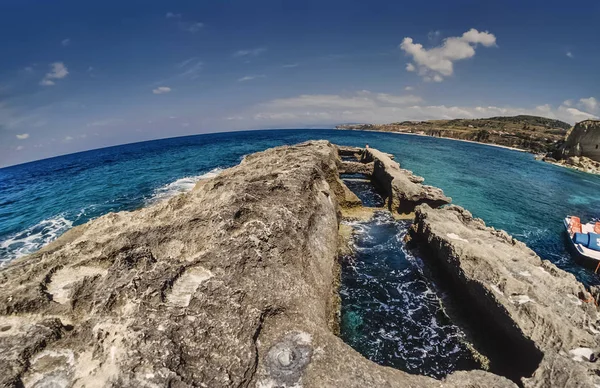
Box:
2 128 600 289
339 211 479 378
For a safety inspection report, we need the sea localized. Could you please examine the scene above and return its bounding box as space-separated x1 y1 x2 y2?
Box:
2 128 600 378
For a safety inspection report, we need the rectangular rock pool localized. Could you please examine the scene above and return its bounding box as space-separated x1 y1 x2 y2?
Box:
339 211 481 378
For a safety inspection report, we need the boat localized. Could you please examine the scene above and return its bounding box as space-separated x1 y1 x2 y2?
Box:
564 216 600 271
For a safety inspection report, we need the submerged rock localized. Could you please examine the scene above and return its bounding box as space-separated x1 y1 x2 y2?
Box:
410 204 600 387
0 141 512 388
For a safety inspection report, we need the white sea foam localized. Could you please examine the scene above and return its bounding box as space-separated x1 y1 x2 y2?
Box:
147 168 223 204
0 168 225 264
0 216 73 263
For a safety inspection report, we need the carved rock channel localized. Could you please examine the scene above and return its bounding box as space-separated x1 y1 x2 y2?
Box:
0 140 576 387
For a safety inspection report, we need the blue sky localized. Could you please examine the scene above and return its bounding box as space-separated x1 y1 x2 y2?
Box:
1 0 599 167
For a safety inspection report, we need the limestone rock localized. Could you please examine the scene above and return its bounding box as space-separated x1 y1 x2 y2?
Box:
410 204 600 387
544 154 600 175
559 120 600 162
0 141 511 388
338 161 374 175
362 148 451 214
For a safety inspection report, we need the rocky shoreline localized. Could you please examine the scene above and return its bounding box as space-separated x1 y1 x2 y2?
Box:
540 155 600 175
1 141 599 387
336 115 569 154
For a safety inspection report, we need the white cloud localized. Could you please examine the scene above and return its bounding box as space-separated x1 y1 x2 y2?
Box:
61 38 71 47
40 62 69 86
16 133 29 139
428 30 441 42
153 86 172 94
166 13 202 32
265 93 377 109
423 74 444 83
64 136 73 141
578 97 598 113
183 22 204 33
566 51 574 58
86 118 124 127
233 48 267 58
239 90 598 126
16 145 24 151
177 57 197 68
375 93 423 105
177 59 203 79
559 106 597 122
404 86 414 91
238 75 265 82
400 28 497 82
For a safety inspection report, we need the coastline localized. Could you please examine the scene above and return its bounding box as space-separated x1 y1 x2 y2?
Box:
334 128 528 153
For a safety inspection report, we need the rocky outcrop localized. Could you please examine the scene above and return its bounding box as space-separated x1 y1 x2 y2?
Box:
337 115 569 153
361 147 451 214
410 204 600 387
0 141 512 388
557 120 600 162
338 161 374 175
546 155 600 175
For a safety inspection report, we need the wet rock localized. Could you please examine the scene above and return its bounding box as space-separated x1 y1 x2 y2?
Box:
410 204 600 387
0 141 513 388
555 156 600 175
336 145 363 159
361 147 451 214
339 161 374 175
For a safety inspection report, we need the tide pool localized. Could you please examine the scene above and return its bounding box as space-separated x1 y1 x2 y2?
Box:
1 129 600 286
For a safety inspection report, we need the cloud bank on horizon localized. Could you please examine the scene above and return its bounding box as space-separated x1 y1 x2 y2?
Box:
0 0 599 167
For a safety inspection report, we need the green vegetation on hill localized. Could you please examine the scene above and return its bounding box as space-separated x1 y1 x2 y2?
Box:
337 115 572 153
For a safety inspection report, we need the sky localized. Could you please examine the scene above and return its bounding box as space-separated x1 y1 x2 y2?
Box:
1 0 599 167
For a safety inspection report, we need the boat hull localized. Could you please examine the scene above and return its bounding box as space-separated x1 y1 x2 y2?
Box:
564 216 600 270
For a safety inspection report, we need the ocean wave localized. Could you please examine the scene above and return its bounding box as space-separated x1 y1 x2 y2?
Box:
0 216 73 263
146 168 224 204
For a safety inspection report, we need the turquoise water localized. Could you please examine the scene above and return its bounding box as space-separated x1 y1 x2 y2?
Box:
2 129 600 288
340 212 479 378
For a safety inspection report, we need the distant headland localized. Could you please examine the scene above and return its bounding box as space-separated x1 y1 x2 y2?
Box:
336 115 600 175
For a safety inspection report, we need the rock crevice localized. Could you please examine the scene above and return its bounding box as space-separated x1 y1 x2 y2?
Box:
360 147 451 214
409 204 600 387
0 141 511 388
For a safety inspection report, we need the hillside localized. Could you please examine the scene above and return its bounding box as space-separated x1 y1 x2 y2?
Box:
336 115 571 153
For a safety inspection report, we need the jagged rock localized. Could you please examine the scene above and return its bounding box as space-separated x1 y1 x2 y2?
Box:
544 155 600 175
339 161 374 175
410 204 600 387
0 141 513 388
361 148 451 214
336 145 363 158
558 120 600 161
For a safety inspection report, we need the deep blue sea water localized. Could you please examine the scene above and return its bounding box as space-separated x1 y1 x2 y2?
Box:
2 128 600 284
3 128 600 378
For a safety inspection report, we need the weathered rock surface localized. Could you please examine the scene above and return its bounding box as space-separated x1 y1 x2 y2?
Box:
410 204 600 387
361 147 451 214
337 115 570 153
558 120 600 162
546 155 600 175
338 160 374 175
0 141 513 388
